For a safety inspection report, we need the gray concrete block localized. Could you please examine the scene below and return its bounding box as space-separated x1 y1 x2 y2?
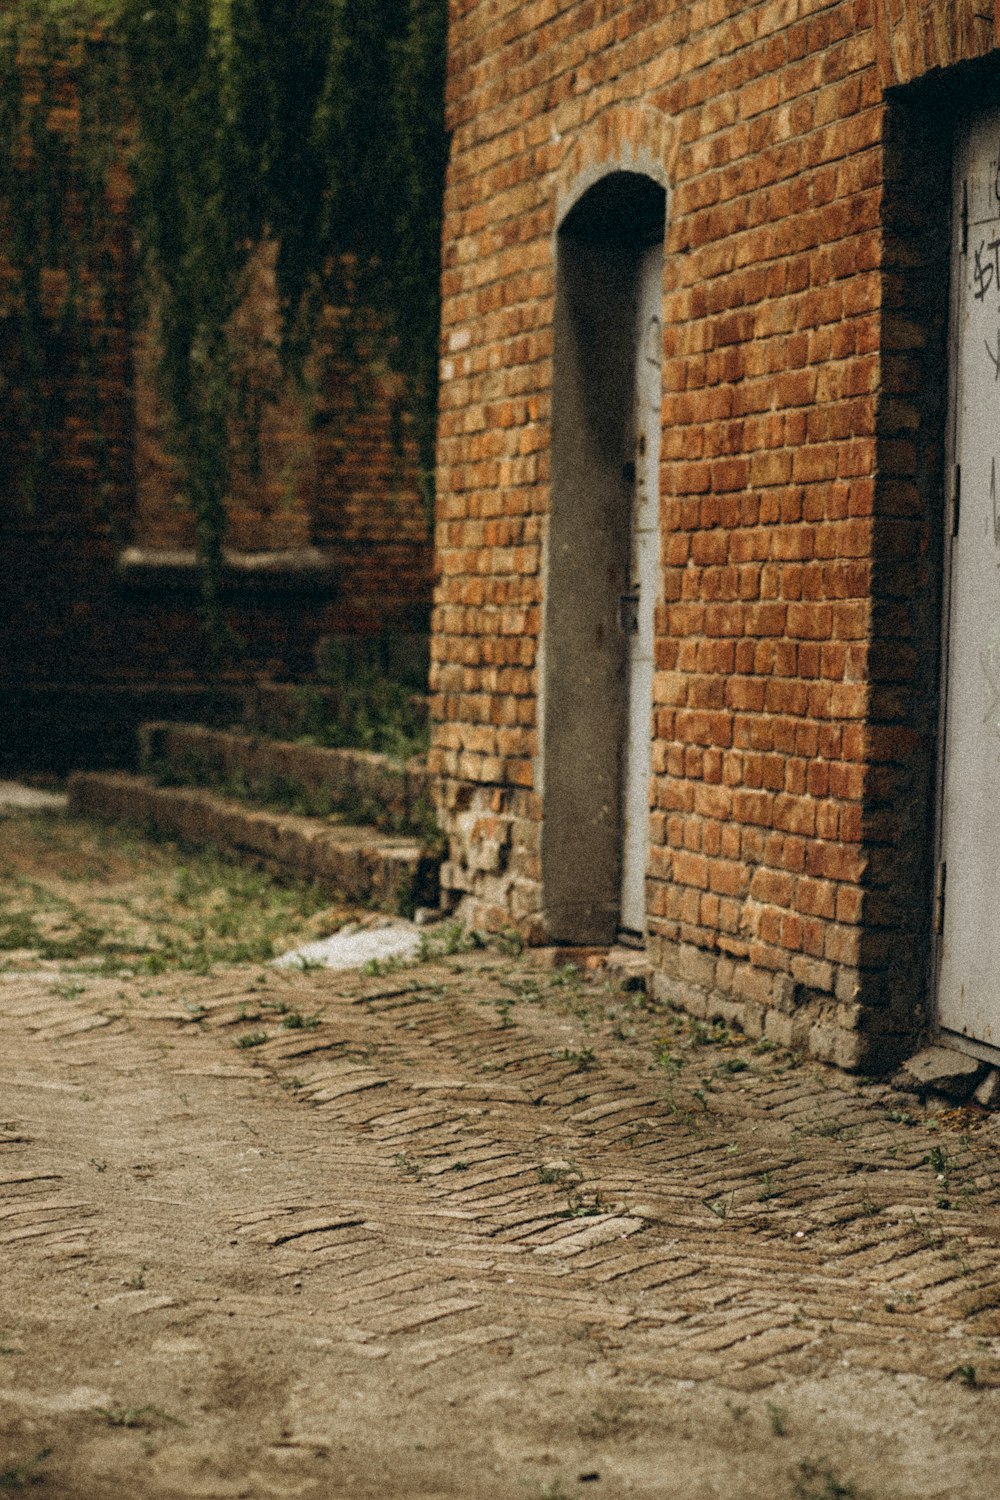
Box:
894 1045 986 1101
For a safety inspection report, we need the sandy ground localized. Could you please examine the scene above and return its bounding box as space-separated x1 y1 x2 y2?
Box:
2 809 1000 1498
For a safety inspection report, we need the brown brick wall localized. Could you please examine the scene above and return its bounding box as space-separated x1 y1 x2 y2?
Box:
0 40 432 713
430 0 1000 1069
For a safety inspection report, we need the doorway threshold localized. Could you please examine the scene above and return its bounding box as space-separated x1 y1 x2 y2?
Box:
938 1028 1000 1069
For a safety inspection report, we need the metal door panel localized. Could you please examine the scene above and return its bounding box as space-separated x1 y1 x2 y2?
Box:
938 111 1000 1048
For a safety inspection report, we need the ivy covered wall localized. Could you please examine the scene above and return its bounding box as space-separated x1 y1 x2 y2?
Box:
0 0 446 764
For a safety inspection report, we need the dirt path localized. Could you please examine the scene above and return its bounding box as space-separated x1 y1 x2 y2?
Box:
2 830 1000 1497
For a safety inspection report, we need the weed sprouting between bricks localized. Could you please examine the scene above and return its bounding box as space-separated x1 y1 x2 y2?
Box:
792 1458 860 1500
0 815 343 976
0 1449 52 1492
95 1405 185 1431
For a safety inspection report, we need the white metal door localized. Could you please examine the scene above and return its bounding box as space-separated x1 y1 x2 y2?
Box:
938 110 1000 1050
618 243 663 935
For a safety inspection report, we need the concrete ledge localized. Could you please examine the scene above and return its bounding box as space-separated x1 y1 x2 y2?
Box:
117 546 339 597
68 771 439 910
139 722 429 832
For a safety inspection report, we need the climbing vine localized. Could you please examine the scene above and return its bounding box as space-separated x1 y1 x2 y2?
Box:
0 0 448 668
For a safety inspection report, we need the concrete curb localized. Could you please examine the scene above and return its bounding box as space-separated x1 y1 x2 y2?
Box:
139 721 428 831
67 770 439 909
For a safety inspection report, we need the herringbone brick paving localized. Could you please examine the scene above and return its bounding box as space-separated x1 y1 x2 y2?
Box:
2 944 1000 1497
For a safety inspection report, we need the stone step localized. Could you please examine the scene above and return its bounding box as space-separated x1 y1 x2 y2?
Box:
67 771 439 910
138 721 429 833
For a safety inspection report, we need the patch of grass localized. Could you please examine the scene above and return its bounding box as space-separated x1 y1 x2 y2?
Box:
792 1458 858 1500
905 1210 944 1251
0 816 346 977
548 964 584 998
51 980 87 999
765 1400 789 1436
147 733 435 845
280 1009 322 1031
807 1118 852 1140
0 913 45 951
579 1399 633 1439
290 952 327 973
0 1449 52 1490
926 1143 961 1208
689 1018 735 1047
707 1194 732 1220
95 1404 184 1430
235 1031 269 1049
558 1046 597 1073
559 1191 605 1219
417 920 483 960
362 954 407 976
538 1161 579 1186
494 927 524 957
758 1172 781 1202
653 1040 684 1074
307 633 431 761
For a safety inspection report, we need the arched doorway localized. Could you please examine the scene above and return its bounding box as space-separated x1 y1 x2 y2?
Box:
540 170 667 945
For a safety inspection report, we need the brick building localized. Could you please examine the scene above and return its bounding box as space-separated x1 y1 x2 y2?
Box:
430 0 1000 1071
0 41 431 769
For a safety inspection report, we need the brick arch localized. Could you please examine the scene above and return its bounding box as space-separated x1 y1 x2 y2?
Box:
554 105 677 230
874 0 1000 90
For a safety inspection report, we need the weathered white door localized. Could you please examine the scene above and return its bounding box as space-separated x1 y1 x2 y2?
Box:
938 110 1000 1051
618 243 663 936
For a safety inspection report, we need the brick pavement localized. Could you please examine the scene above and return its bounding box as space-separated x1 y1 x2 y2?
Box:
2 945 999 1497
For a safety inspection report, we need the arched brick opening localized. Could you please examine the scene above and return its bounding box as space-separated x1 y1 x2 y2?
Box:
540 169 667 944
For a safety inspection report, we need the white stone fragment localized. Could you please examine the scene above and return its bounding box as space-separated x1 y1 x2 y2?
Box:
0 780 68 814
273 920 422 971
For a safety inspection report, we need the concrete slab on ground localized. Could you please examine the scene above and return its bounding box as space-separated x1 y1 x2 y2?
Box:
273 918 422 970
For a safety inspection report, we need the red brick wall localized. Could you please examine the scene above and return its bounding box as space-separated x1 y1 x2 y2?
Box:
430 0 1000 1068
0 41 432 720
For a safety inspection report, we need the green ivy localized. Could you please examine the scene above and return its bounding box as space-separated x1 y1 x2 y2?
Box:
0 0 448 671
123 0 253 671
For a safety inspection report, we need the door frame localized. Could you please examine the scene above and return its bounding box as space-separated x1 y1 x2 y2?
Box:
538 168 668 946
